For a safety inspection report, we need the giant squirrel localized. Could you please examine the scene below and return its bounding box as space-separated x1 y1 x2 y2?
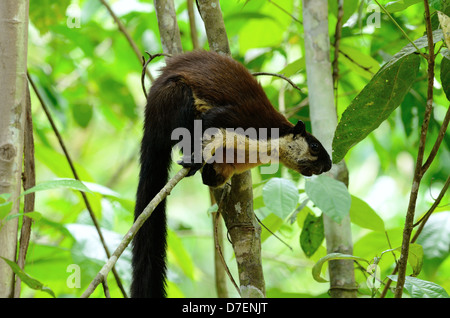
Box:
131 50 332 298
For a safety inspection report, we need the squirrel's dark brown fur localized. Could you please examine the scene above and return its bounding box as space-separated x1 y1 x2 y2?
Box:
132 51 331 298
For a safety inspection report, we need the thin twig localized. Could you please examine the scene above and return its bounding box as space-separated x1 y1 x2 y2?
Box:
254 214 293 251
81 167 190 298
187 0 200 50
373 0 428 60
380 176 450 298
27 72 128 298
394 0 435 298
412 176 450 233
102 277 111 298
268 0 302 24
99 0 154 82
252 72 304 93
213 186 241 296
421 104 450 173
141 52 172 99
338 49 375 75
332 0 344 108
14 82 36 297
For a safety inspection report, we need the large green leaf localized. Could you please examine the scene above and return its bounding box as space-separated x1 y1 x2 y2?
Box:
349 195 385 232
388 275 450 298
300 213 324 257
385 0 422 12
332 53 420 163
262 178 299 219
305 175 351 223
21 179 92 197
416 212 450 261
384 30 443 69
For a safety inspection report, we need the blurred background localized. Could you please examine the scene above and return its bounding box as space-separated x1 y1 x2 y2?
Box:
23 0 449 297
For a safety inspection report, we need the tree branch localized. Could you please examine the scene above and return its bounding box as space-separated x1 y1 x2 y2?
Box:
394 0 436 298
380 176 450 298
197 0 265 297
81 167 190 298
14 82 35 297
99 0 154 81
252 72 304 93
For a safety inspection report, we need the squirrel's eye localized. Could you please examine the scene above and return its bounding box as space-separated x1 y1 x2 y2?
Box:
310 143 319 155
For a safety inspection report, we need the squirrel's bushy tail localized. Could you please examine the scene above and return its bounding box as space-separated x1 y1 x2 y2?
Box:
131 77 194 298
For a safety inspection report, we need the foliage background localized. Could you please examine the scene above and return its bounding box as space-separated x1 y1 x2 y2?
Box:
21 0 450 297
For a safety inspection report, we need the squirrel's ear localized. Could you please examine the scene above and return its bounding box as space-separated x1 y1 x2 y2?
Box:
293 120 306 137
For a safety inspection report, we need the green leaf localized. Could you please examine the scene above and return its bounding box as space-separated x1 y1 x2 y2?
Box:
385 0 422 12
278 57 305 77
167 230 195 280
6 211 43 222
388 275 450 298
406 244 424 276
328 0 359 23
20 178 92 197
332 53 420 163
0 257 56 298
0 194 13 220
416 212 450 261
260 213 283 242
349 195 385 232
384 30 443 70
262 178 299 219
339 45 380 80
305 175 351 223
312 253 368 283
441 50 450 101
300 213 324 257
72 103 93 128
29 0 71 34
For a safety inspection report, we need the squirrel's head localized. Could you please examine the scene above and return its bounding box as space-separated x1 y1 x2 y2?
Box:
279 121 332 176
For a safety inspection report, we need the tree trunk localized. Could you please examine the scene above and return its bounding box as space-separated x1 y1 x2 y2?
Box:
0 0 29 298
197 0 265 297
302 0 356 298
154 0 183 55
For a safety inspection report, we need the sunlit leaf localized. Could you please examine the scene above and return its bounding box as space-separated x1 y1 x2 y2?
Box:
385 0 421 12
0 257 56 298
416 212 450 261
305 175 351 223
263 178 299 219
349 195 385 232
0 195 13 220
21 179 92 197
6 211 43 222
388 275 450 298
167 230 195 280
